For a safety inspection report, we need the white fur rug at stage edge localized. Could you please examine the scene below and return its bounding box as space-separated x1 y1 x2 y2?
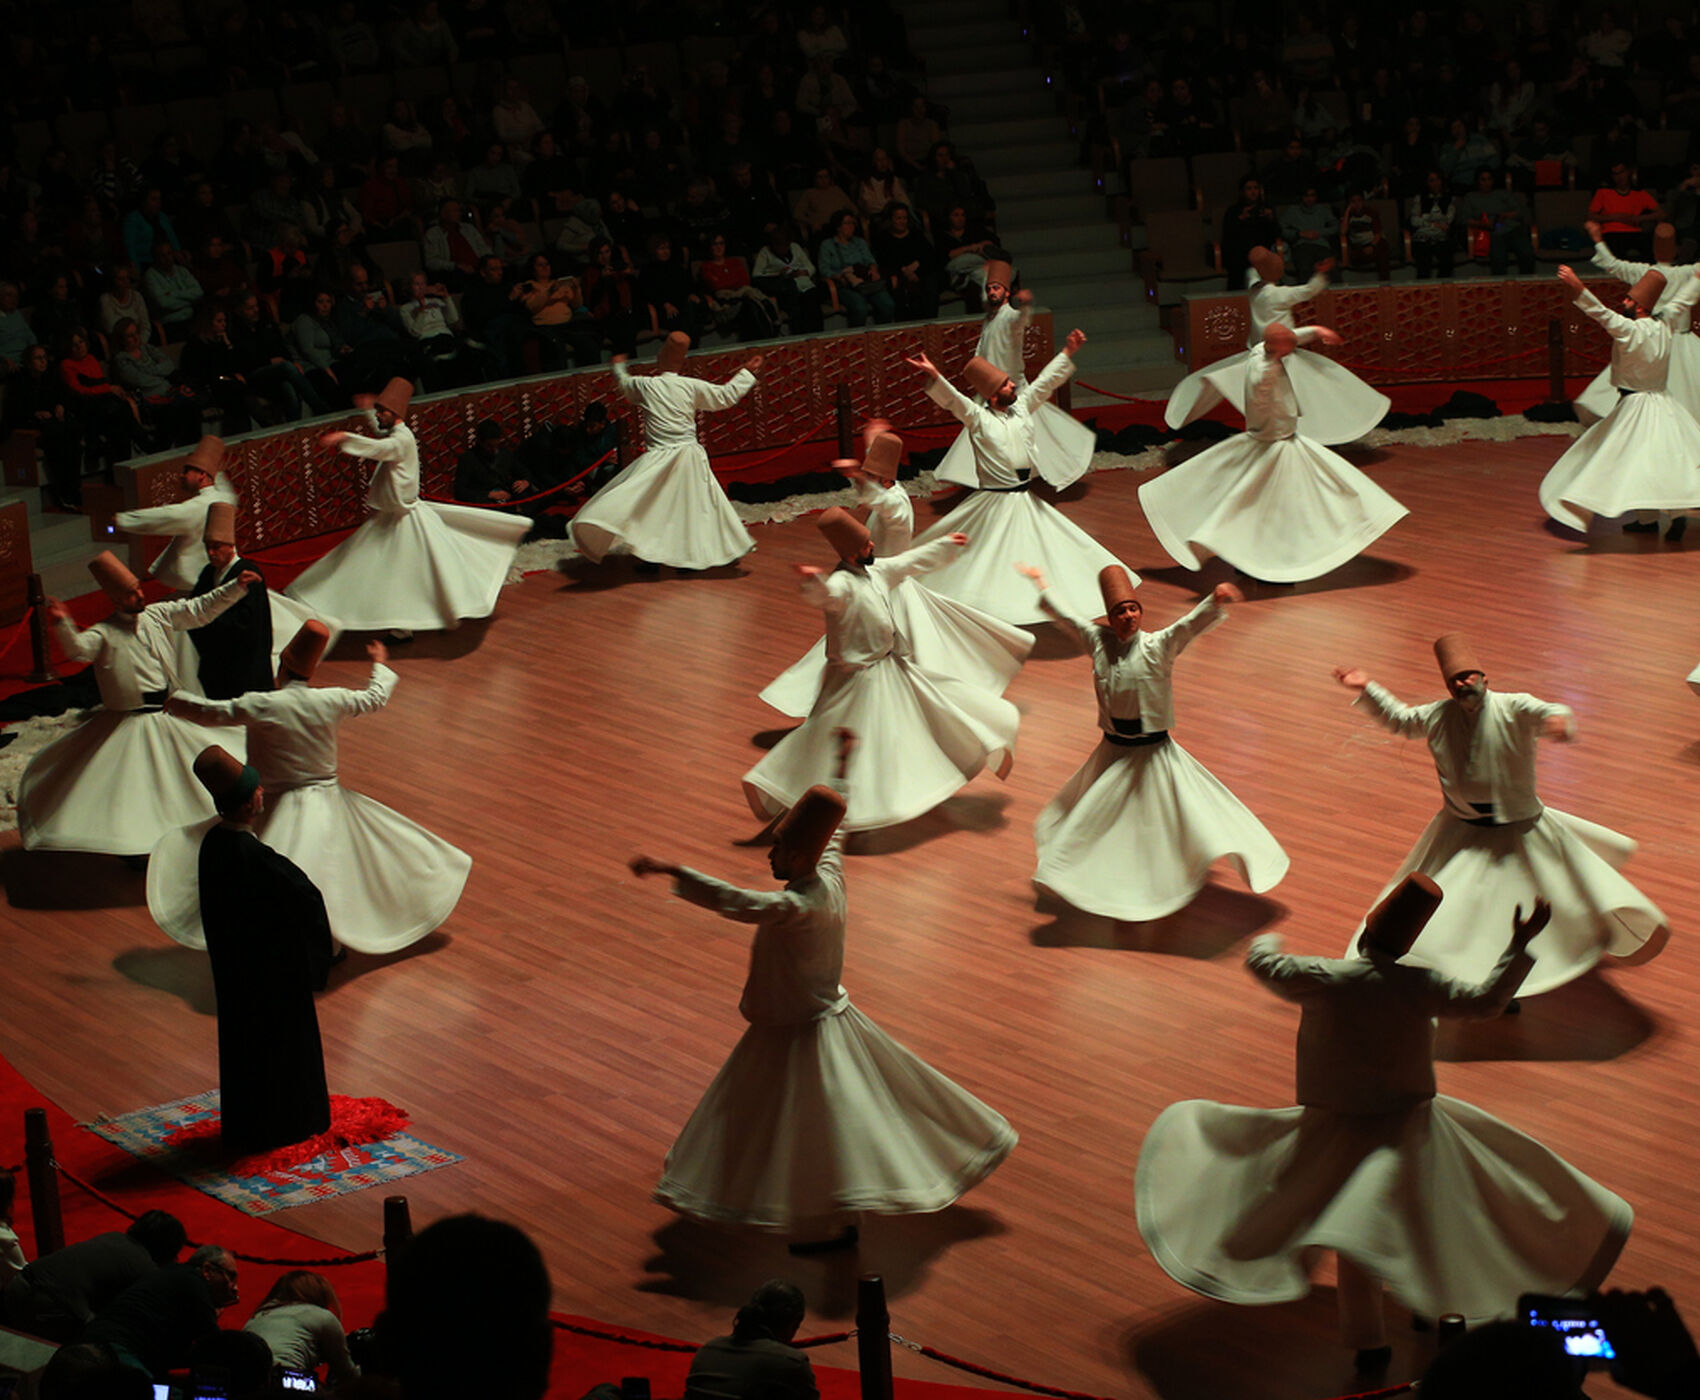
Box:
0 712 85 831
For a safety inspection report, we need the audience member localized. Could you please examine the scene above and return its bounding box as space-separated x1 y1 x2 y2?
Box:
752 223 825 333
144 242 205 335
817 210 895 326
518 254 600 369
242 1270 360 1389
1459 168 1535 274
455 418 532 506
684 1280 818 1400
1409 171 1459 278
1591 162 1665 260
1 1211 186 1345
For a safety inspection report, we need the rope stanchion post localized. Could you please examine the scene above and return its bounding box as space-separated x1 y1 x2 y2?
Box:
855 1274 894 1400
835 383 854 459
1547 318 1566 403
382 1195 412 1269
27 573 53 683
24 1108 65 1255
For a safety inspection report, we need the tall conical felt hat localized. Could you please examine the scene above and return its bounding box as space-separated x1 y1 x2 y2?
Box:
817 506 872 562
962 356 1006 398
860 417 893 453
1629 268 1667 312
193 744 260 814
185 435 225 473
278 620 331 682
376 377 413 417
1248 245 1285 284
772 784 847 875
862 432 902 482
203 501 236 545
88 550 140 604
983 257 1013 290
1098 565 1138 613
1433 633 1483 683
657 332 691 373
1360 872 1444 955
1654 222 1677 264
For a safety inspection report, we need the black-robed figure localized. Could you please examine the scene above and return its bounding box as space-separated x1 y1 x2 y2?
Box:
189 501 273 700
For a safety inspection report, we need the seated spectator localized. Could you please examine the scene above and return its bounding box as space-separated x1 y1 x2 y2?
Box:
1485 58 1537 139
230 291 332 419
1507 118 1578 194
88 140 144 216
857 149 910 221
464 144 527 218
459 255 526 374
122 188 180 269
556 400 620 492
936 204 995 306
913 142 987 229
423 198 492 289
375 1214 552 1400
794 166 857 239
724 162 789 255
556 195 613 262
699 232 780 340
895 96 942 177
1458 168 1534 273
383 99 436 177
249 171 305 247
391 0 460 68
1240 72 1294 153
291 290 357 404
57 328 142 465
361 157 418 242
320 103 375 186
258 225 317 323
797 4 848 62
0 281 35 380
518 254 600 369
1263 137 1321 207
177 183 244 263
638 236 711 346
455 418 532 506
795 54 859 129
484 199 533 269
97 264 155 346
1591 162 1664 260
81 1244 239 1381
241 1271 359 1390
1436 116 1501 193
1387 115 1438 201
109 317 201 446
1338 191 1392 280
752 221 824 333
679 179 733 260
34 1342 152 1400
525 132 579 216
326 0 381 71
874 202 938 321
766 110 824 194
605 190 649 261
3 342 86 511
1409 170 1459 278
684 1280 816 1400
1281 187 1335 282
399 271 478 387
582 238 642 357
186 1330 272 1400
178 307 256 434
1222 176 1283 290
301 167 365 252
144 242 205 336
507 0 561 46
817 209 895 326
492 79 545 164
704 112 758 183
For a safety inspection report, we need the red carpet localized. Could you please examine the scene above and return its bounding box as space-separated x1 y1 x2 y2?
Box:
0 1050 1018 1398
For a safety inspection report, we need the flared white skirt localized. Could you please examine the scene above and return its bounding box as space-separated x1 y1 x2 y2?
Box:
936 402 1099 490
1034 737 1289 920
1139 432 1407 582
654 1001 1017 1228
569 442 754 569
17 709 242 856
1575 336 1700 424
147 782 470 955
287 502 527 631
1165 349 1391 445
1136 1095 1631 1322
1539 390 1700 530
744 655 1018 831
910 489 1136 625
1346 808 1668 996
759 581 1033 718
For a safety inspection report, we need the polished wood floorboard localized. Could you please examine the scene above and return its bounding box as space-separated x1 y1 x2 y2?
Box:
4 433 1697 1398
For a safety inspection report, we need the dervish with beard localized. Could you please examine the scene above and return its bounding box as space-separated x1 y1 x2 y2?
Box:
743 508 1018 834
18 551 256 856
1333 633 1667 998
114 436 238 592
1575 221 1700 426
933 258 1097 491
903 330 1133 625
1541 262 1700 542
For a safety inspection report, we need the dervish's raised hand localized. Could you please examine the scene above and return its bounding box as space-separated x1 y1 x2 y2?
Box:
318 430 347 450
237 571 262 589
1064 328 1087 355
1333 665 1369 691
1557 264 1585 296
1511 899 1552 950
367 640 388 664
794 564 825 578
1212 582 1245 605
1310 326 1344 347
948 532 969 546
1016 563 1048 591
745 353 764 373
1542 712 1572 740
44 596 71 624
611 352 628 366
1013 289 1034 308
629 854 680 879
1584 219 1604 243
1316 257 1336 274
904 352 940 379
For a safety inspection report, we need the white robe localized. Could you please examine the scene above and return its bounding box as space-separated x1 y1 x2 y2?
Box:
935 303 1098 490
1164 273 1390 445
1140 336 1408 582
758 477 1032 717
1540 289 1700 529
1033 595 1287 919
743 538 1020 832
115 474 239 591
146 662 469 954
1574 243 1700 424
568 363 756 569
17 583 249 855
654 778 1016 1228
911 354 1136 625
286 418 528 631
1345 682 1668 994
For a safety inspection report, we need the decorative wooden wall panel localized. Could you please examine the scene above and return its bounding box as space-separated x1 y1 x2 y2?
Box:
0 500 31 624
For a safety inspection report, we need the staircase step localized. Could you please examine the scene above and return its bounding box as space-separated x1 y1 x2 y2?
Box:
925 41 1034 75
908 19 1014 48
983 167 1098 200
952 116 1075 147
36 537 132 601
1004 246 1131 281
995 194 1115 228
998 222 1120 256
943 89 1057 123
972 141 1082 176
927 67 1044 99
899 0 990 25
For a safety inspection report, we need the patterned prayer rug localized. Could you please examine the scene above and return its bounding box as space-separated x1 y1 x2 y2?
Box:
82 1091 462 1215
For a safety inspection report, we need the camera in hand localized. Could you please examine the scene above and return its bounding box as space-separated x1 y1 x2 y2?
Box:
1521 1294 1617 1366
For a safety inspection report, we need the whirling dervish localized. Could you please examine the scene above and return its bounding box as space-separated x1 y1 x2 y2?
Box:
1574 221 1700 425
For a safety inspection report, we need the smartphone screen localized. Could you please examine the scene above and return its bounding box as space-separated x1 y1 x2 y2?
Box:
1525 1303 1617 1363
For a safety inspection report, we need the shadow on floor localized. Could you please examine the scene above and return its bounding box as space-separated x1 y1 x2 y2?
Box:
1 849 145 910
1029 883 1286 959
555 558 753 592
1435 970 1656 1063
327 616 495 664
849 793 1012 855
1137 556 1415 598
113 946 217 1017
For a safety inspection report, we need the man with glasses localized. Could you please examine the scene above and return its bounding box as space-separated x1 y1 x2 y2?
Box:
83 1245 240 1383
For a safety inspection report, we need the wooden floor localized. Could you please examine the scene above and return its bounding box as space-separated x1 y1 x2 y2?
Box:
4 433 1697 1399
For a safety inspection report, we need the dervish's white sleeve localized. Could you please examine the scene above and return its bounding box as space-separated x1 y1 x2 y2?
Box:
800 569 851 616
152 577 248 631
1035 590 1091 648
1016 351 1074 412
612 359 644 404
1156 595 1227 663
1352 680 1435 738
925 373 976 424
338 429 410 462
670 871 809 923
1505 690 1576 740
1589 239 1648 284
53 619 103 665
1574 287 1638 345
115 496 204 537
164 690 249 724
1666 268 1700 313
1420 940 1535 1018
880 535 964 583
1245 933 1333 1001
690 367 756 413
323 662 398 719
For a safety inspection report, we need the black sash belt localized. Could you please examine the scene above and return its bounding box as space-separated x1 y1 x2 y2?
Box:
982 474 1032 494
1462 802 1499 827
1618 387 1640 397
1105 729 1169 747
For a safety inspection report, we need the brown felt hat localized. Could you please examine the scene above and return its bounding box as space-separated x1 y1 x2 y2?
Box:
963 356 1007 399
860 417 893 453
1359 872 1444 957
1248 246 1285 284
773 784 847 875
203 501 236 545
375 377 413 417
1263 322 1298 355
983 258 1013 291
88 550 141 604
1628 268 1667 312
185 435 224 473
817 506 872 563
1433 633 1483 684
862 431 903 482
194 744 260 815
1098 566 1138 613
278 620 331 682
1654 222 1677 263
657 332 691 373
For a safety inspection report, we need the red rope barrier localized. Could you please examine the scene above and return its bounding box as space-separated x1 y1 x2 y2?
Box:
51 1159 380 1266
896 1336 1119 1400
718 414 835 471
546 1320 851 1353
0 606 36 666
420 446 620 508
1075 380 1153 403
